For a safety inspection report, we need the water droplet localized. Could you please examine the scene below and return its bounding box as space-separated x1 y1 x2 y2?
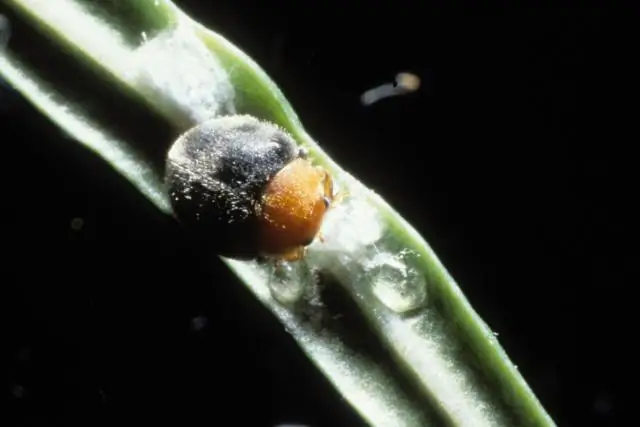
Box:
268 261 311 305
366 250 427 313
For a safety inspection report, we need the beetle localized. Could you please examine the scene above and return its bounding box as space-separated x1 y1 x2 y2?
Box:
166 115 338 261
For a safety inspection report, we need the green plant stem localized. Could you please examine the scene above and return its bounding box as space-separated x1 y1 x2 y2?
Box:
0 1 556 426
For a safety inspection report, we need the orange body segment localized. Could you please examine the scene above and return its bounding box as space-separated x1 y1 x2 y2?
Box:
258 158 333 259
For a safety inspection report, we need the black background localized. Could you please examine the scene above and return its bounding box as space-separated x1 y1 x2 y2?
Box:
3 1 631 426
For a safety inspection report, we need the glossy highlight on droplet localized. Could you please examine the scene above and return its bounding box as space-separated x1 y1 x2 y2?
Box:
267 260 312 305
366 250 427 313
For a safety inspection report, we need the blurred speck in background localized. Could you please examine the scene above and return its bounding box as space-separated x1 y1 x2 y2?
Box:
360 71 422 106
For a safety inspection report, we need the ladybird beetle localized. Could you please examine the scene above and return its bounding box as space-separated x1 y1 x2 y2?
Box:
166 115 336 261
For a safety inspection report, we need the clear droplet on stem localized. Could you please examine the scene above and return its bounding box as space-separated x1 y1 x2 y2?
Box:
268 261 312 305
366 250 427 313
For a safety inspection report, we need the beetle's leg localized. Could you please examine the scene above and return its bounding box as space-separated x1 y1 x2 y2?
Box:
316 167 349 207
331 189 348 206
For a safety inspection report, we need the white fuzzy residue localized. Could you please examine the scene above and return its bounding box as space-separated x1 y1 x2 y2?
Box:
129 24 236 123
309 173 385 257
12 1 235 125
